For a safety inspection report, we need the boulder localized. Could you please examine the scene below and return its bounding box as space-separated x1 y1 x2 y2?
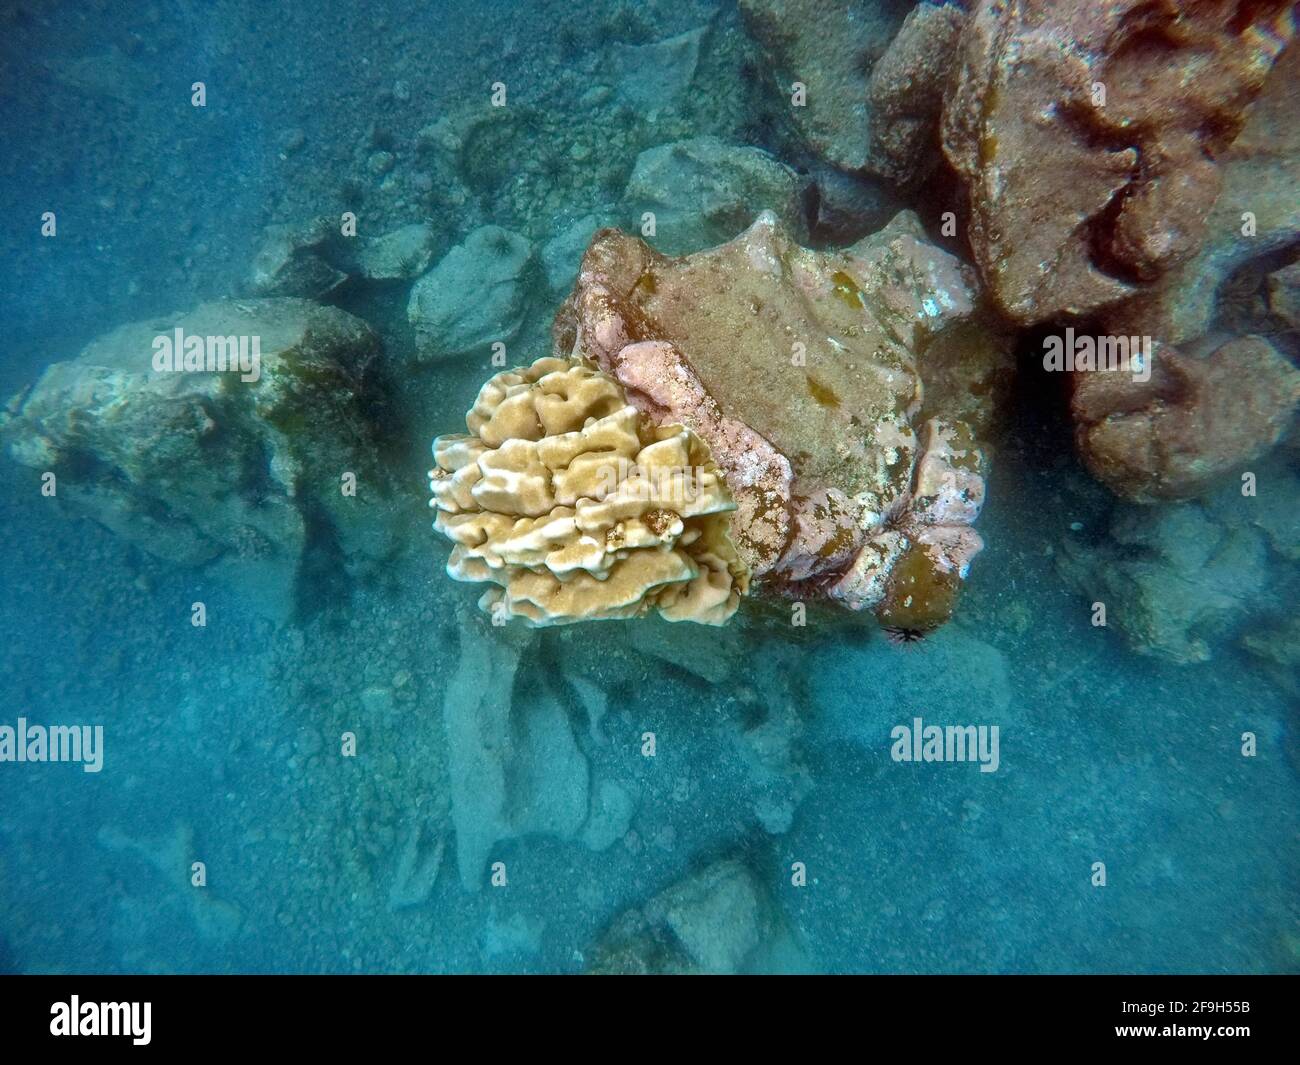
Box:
408 225 533 361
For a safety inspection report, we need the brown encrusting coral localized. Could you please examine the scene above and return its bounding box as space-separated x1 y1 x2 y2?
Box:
942 0 1296 325
1071 334 1300 503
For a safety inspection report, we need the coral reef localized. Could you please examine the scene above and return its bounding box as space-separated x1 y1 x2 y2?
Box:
941 0 1296 325
429 357 749 626
1 298 401 620
553 209 1012 632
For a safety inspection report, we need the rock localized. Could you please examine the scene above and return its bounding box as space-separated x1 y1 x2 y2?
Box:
407 225 533 360
0 298 401 622
654 859 767 974
737 708 812 836
580 780 638 852
1266 261 1300 334
588 858 771 974
1243 460 1300 562
566 672 609 742
441 619 593 889
250 217 442 293
387 821 446 911
247 217 348 300
1072 334 1300 503
804 161 902 245
941 0 1295 325
623 136 808 255
1114 43 1300 344
866 2 967 190
554 208 1013 633
481 911 545 958
1241 615 1300 694
1057 497 1274 664
739 0 907 171
360 686 395 717
354 222 439 281
98 822 242 944
542 214 602 293
367 149 395 176
611 27 705 112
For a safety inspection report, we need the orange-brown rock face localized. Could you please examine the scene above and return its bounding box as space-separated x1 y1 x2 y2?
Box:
554 210 1014 633
1072 335 1300 503
942 0 1296 326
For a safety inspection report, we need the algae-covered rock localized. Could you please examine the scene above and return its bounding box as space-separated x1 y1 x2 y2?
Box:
408 225 533 361
554 209 1012 634
1 298 402 620
866 2 967 191
1109 40 1300 344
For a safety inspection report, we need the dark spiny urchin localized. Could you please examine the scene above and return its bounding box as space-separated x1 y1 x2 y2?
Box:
883 625 931 648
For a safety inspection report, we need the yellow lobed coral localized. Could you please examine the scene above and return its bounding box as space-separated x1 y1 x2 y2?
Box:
430 357 749 625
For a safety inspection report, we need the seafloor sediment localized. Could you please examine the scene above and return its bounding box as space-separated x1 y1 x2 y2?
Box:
0 0 1296 975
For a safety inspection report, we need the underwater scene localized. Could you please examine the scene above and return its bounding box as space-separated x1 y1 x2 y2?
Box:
0 0 1297 976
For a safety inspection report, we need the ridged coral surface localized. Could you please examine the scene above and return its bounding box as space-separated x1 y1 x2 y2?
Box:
429 357 748 625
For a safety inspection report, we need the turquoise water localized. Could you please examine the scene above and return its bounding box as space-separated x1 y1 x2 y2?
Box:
0 0 1296 974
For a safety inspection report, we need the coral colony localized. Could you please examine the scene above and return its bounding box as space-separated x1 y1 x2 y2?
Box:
431 210 1002 636
0 0 1296 980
